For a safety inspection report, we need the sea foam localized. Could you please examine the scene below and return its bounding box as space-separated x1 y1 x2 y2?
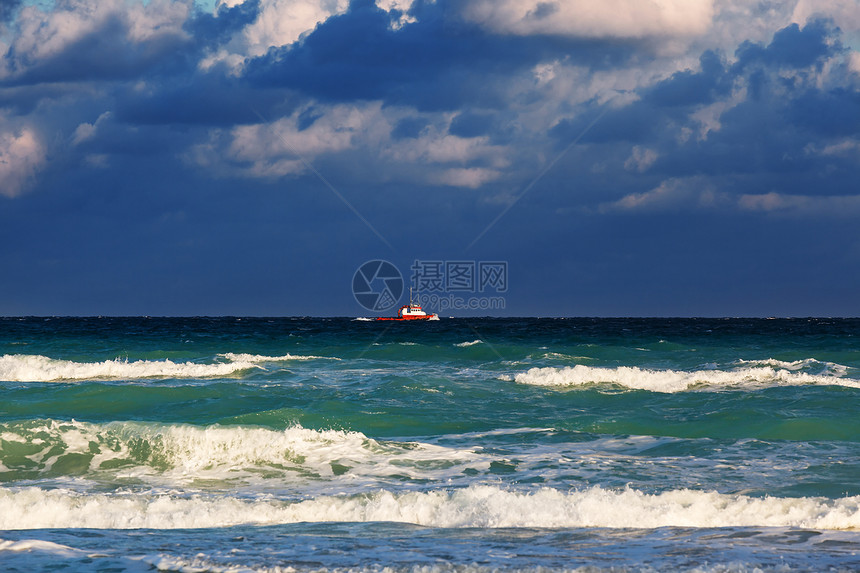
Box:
0 540 805 573
509 362 860 393
0 485 857 530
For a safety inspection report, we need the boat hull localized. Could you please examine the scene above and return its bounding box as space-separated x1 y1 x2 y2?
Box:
375 314 439 321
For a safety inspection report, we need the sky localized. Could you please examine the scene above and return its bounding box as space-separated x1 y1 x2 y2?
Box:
1 0 859 317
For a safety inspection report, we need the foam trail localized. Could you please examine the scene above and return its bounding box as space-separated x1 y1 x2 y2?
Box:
1 485 858 530
511 363 860 393
141 559 796 573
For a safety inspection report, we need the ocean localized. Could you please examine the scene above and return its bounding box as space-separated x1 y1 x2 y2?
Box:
1 316 858 572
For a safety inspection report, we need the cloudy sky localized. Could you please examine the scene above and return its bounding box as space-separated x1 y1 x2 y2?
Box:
1 0 859 316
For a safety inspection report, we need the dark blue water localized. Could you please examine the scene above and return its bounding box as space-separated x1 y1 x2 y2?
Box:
1 317 859 571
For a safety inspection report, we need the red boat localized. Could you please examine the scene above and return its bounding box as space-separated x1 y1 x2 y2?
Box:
376 289 440 321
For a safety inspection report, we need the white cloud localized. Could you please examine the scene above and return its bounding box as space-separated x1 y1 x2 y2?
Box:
602 182 860 217
702 0 795 58
808 138 860 158
126 0 190 43
792 0 860 34
198 49 247 74
381 117 510 188
850 52 860 75
738 192 860 216
463 0 714 39
237 104 377 154
512 63 666 147
624 146 658 172
600 177 723 212
376 0 416 13
13 1 115 63
7 0 190 77
84 154 109 169
207 0 419 72
192 103 388 178
186 103 511 189
72 112 111 146
376 0 418 28
433 167 502 189
386 132 503 165
0 124 46 198
689 82 748 140
236 0 349 57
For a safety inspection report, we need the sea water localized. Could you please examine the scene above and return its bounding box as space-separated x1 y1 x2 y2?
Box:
0 317 858 572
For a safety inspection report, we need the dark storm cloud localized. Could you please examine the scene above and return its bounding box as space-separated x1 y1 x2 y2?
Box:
0 83 84 115
114 71 298 127
184 0 261 51
552 102 659 144
3 0 860 315
734 19 835 70
787 89 860 137
549 19 858 201
449 111 497 138
243 0 638 110
646 51 730 108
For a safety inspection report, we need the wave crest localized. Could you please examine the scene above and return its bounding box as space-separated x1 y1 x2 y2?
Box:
510 362 859 393
0 353 329 382
0 420 480 485
0 485 857 530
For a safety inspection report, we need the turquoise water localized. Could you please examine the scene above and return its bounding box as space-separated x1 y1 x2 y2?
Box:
1 317 859 571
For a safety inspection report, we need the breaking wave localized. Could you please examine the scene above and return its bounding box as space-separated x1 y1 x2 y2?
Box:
0 353 329 382
217 352 334 362
0 420 481 486
509 361 859 393
1 484 857 530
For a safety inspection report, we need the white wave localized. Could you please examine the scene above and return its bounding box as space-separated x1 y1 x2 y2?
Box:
541 352 593 361
510 363 860 393
1 485 858 530
218 352 335 362
352 317 374 321
0 538 85 558
735 358 848 376
0 421 482 486
454 340 483 347
0 538 151 573
735 358 813 370
0 352 336 382
0 354 262 382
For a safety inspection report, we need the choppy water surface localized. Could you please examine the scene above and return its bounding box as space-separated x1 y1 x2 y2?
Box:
1 317 859 572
